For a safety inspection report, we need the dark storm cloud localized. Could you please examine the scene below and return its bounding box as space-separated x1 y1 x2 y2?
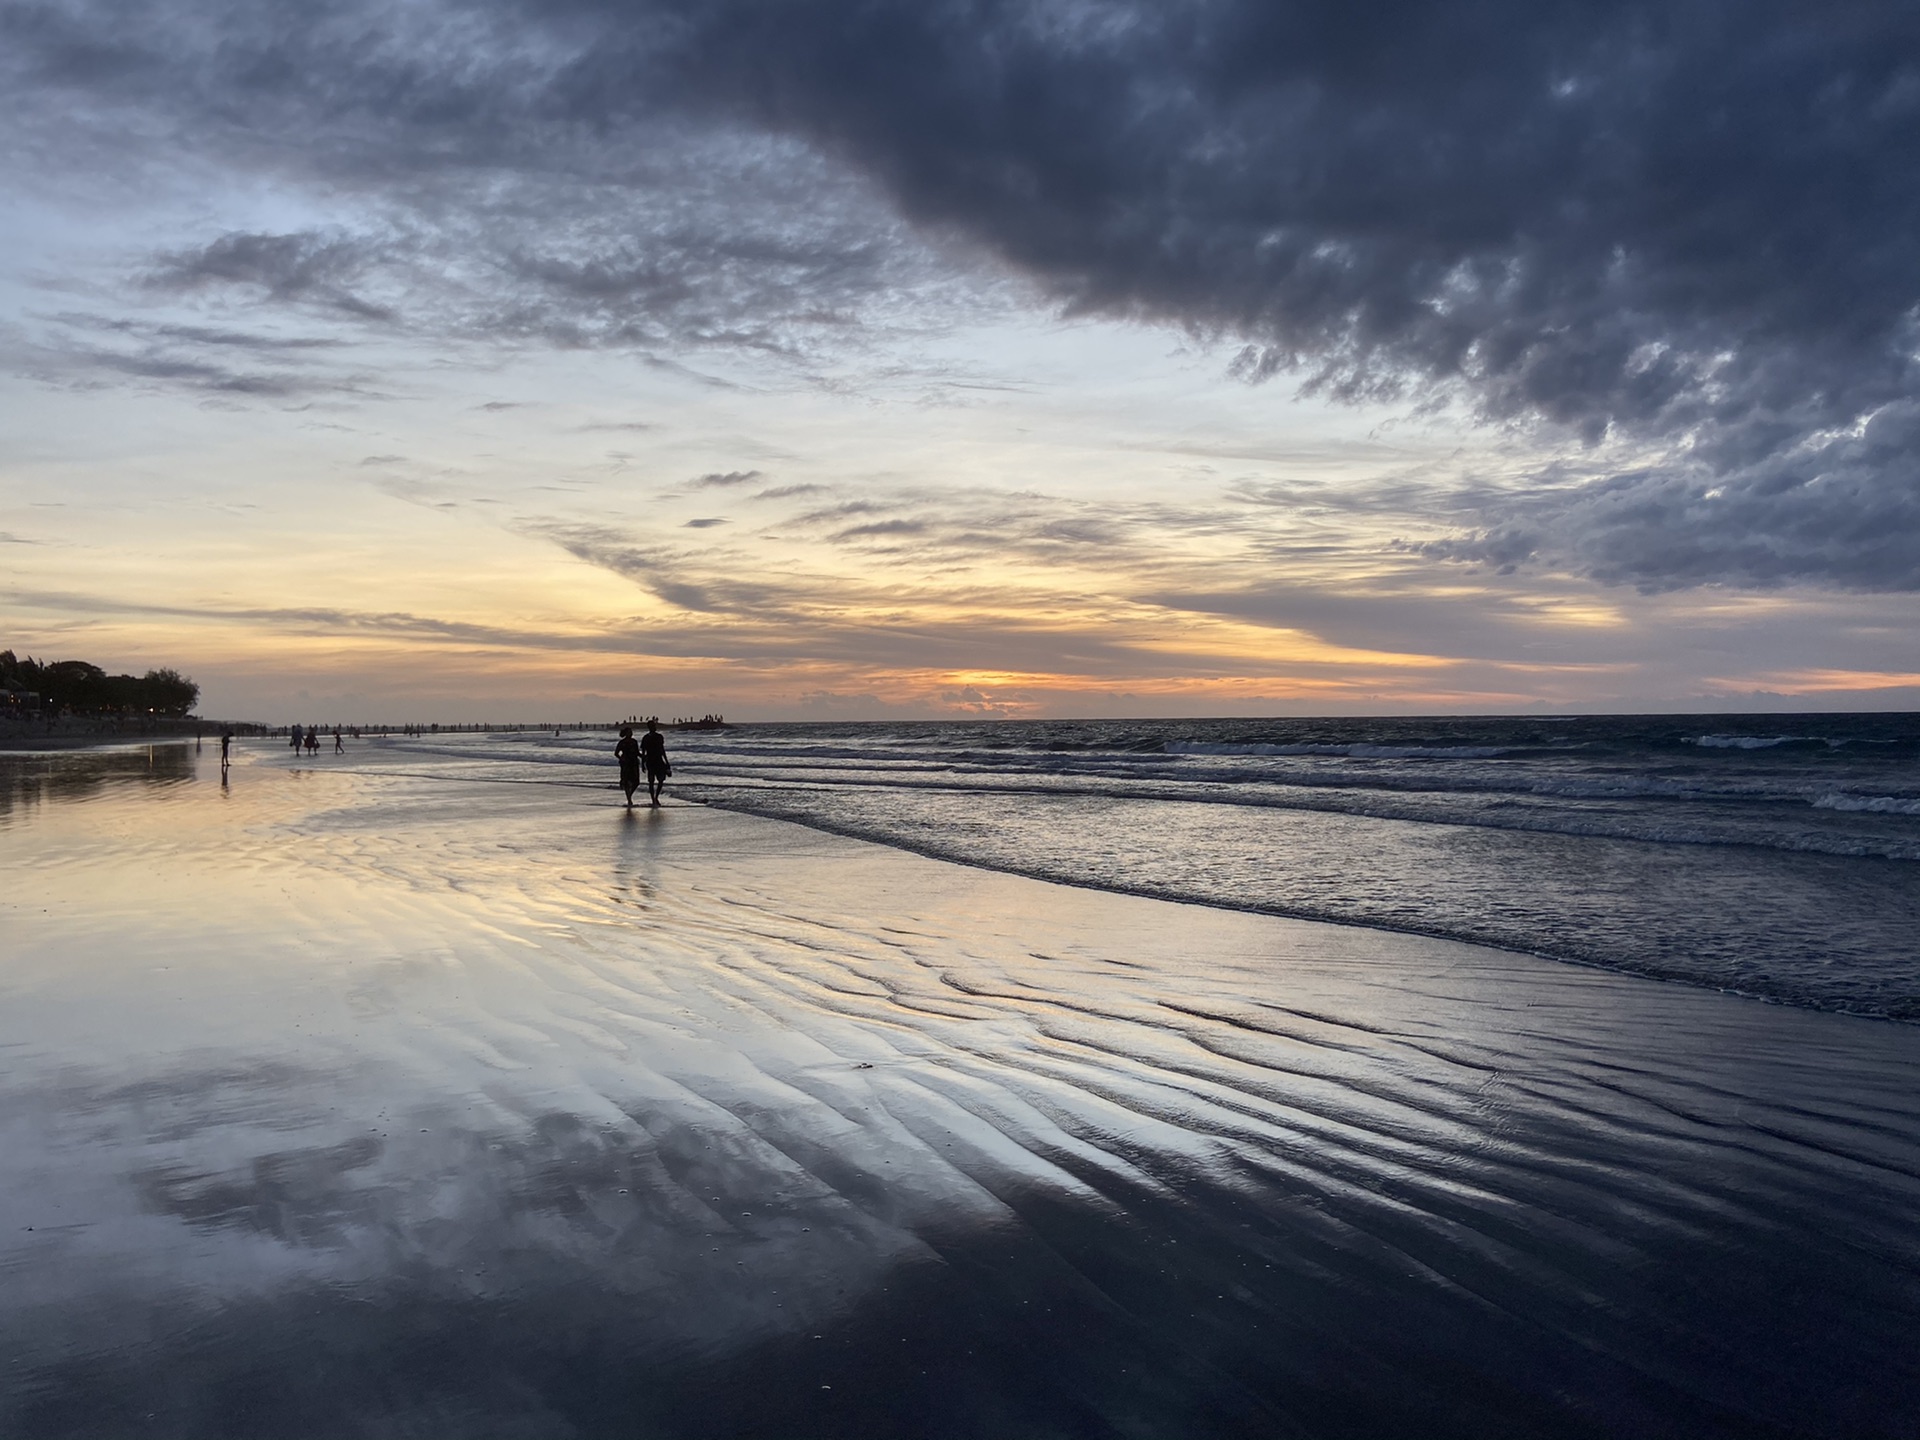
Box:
590 0 1920 591
9 0 1920 588
1414 422 1920 591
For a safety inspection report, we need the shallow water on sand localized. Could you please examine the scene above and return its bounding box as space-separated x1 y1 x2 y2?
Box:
3 743 1920 1438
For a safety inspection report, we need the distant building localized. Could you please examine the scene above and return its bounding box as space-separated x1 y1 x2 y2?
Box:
1 688 40 712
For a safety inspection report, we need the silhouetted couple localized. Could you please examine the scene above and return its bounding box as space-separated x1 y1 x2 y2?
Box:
614 721 670 808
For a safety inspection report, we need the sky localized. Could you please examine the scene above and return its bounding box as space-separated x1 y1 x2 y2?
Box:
4 0 1920 722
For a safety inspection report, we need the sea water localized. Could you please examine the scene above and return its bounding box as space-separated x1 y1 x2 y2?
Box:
359 713 1920 1019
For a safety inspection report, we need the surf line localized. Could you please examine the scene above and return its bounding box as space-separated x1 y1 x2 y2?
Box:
276 765 653 792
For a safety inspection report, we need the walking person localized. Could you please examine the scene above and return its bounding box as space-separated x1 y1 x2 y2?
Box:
220 730 232 770
613 725 641 808
640 719 670 807
334 728 343 754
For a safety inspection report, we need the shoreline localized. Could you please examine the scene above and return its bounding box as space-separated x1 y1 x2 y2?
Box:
690 783 1920 1028
74 734 1910 1028
24 730 1903 1028
0 720 258 752
0 733 200 753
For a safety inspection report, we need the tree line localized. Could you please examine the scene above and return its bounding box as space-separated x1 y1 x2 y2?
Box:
0 651 200 718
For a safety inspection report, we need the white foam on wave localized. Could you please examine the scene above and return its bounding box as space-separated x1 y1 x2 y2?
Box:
1813 792 1920 815
1688 734 1806 749
1165 741 1513 759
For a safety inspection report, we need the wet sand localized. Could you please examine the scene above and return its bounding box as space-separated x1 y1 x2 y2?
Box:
3 743 1918 1438
0 722 222 751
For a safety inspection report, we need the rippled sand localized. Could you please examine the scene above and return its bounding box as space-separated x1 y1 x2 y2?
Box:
3 743 1918 1438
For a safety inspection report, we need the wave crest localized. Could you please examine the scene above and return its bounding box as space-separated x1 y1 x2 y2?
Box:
1164 741 1514 759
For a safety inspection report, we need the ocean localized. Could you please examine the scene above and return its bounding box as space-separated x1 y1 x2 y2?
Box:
364 712 1920 1020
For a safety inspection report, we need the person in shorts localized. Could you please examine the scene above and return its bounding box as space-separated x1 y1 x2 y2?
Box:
640 720 670 807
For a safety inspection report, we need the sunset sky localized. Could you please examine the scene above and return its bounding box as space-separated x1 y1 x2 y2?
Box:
5 0 1919 721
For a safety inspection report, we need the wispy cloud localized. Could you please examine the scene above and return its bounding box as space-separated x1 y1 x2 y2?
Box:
1 575 1201 680
143 230 396 322
2 310 381 401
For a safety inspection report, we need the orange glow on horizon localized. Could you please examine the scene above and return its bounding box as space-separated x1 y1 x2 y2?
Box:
1709 669 1920 695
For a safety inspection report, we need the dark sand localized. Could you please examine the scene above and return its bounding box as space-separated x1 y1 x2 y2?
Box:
2 744 1917 1438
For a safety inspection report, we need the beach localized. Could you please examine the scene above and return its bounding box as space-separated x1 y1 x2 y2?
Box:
3 740 1919 1438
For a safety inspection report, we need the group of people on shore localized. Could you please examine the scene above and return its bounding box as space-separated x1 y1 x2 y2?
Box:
268 717 672 810
288 724 344 755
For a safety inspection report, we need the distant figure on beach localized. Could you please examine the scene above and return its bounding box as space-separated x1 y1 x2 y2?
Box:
334 728 343 754
220 731 231 769
290 723 303 751
613 725 641 808
640 720 670 807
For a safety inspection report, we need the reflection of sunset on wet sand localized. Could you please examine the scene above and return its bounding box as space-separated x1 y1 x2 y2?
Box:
4 744 1919 1436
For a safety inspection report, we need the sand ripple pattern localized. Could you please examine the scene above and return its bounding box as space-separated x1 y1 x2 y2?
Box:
2 748 1918 1437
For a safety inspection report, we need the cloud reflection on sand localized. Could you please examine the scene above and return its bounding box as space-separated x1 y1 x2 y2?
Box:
2 745 1919 1437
